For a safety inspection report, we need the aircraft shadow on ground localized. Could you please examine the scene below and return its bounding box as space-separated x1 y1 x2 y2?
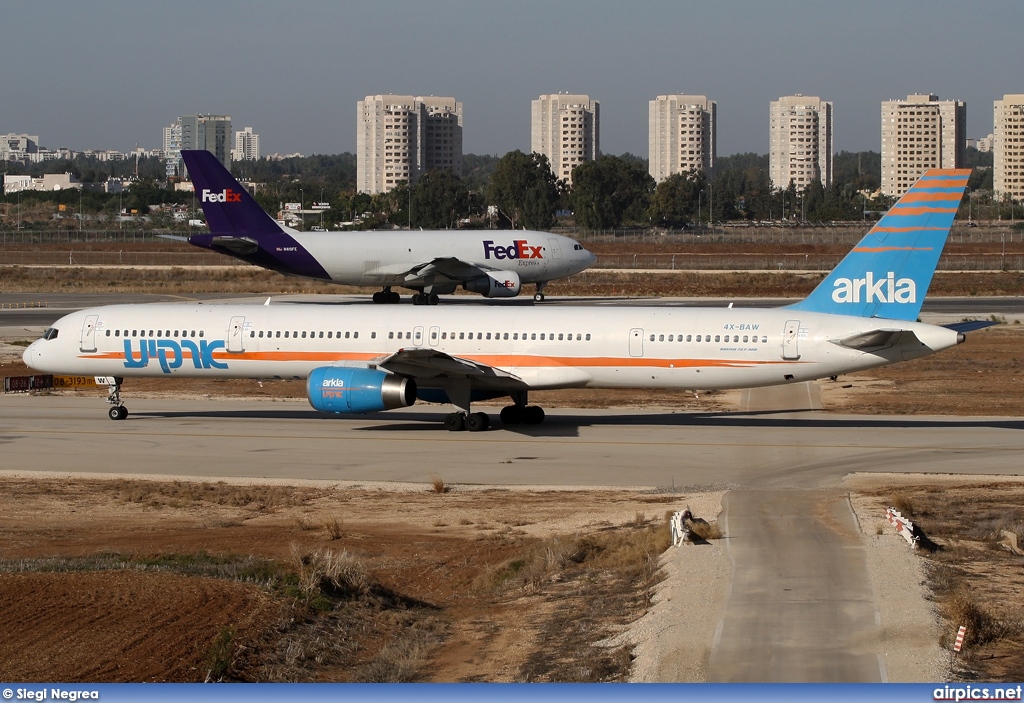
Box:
131 407 1024 438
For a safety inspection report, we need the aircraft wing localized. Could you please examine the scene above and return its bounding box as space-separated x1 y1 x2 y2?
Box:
400 257 497 286
377 347 524 387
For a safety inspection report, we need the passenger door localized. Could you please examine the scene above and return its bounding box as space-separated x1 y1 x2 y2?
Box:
629 328 644 357
782 320 801 360
227 316 246 353
79 315 99 353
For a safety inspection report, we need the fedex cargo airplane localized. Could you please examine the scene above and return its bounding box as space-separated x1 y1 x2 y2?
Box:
25 169 986 431
177 149 595 304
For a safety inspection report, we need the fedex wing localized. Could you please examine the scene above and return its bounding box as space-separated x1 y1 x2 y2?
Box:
181 150 595 304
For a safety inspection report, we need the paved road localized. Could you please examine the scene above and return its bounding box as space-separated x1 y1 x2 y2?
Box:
708 490 883 681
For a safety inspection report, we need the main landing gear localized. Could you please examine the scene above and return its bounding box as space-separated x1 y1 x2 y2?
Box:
412 292 440 305
442 391 545 432
371 287 402 304
105 377 128 421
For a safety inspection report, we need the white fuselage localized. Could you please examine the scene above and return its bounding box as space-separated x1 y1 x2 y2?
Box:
281 228 595 286
24 302 961 394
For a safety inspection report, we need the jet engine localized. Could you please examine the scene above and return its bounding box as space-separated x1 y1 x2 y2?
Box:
307 367 417 414
463 270 521 298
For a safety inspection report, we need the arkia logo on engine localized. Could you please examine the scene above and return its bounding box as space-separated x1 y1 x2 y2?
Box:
201 188 243 203
831 271 916 304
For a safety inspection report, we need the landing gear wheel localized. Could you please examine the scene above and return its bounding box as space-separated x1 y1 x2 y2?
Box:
444 412 466 431
427 293 439 305
534 292 545 302
412 293 426 306
372 291 384 303
388 291 401 304
464 412 490 432
108 405 128 421
500 406 521 425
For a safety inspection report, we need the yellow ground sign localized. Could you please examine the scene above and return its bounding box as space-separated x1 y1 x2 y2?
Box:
52 375 102 388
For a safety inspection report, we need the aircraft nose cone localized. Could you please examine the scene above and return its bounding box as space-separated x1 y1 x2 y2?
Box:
23 342 37 368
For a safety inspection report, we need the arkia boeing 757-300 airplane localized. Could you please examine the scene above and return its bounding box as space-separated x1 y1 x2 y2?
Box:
25 169 989 431
174 149 596 304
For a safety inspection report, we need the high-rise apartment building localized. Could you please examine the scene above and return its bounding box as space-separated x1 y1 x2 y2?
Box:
165 114 232 177
356 95 463 195
994 94 1024 203
769 95 833 192
232 127 260 161
648 95 716 182
881 94 965 197
531 94 599 185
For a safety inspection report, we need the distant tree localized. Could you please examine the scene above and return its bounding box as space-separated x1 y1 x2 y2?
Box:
570 156 655 230
461 153 502 192
648 170 705 228
411 169 471 229
486 150 559 230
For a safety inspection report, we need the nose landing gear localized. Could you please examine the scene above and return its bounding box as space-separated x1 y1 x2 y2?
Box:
105 377 128 420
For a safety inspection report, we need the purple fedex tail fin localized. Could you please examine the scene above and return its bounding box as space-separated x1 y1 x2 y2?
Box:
181 150 282 235
180 150 331 280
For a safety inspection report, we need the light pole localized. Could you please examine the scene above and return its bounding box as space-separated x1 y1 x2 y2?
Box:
299 188 304 231
79 188 83 232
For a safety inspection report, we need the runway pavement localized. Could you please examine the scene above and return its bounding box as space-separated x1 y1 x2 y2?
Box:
3 394 1022 487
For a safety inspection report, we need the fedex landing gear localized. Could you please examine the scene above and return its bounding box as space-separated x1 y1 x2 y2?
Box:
533 281 548 302
372 287 401 304
412 293 440 305
105 377 128 421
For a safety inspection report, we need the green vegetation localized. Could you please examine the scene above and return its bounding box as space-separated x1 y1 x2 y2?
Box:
4 146 1017 234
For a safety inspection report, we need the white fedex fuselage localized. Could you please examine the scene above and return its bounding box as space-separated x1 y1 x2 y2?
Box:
24 302 961 393
282 229 595 287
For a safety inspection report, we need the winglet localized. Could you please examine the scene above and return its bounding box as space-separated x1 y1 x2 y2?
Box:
181 150 282 235
787 168 971 320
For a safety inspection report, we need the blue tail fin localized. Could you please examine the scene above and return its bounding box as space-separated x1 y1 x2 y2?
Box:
787 168 970 320
181 150 282 235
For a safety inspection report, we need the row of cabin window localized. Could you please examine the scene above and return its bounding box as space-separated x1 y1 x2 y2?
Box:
650 333 769 344
250 330 360 339
435 332 592 341
105 329 205 338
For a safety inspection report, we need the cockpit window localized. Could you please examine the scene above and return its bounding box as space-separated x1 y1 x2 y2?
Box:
41 327 59 341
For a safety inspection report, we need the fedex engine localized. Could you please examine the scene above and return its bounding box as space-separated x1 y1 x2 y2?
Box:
463 270 521 298
307 367 416 414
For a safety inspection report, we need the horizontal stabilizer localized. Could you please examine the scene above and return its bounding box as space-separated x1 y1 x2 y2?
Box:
834 329 921 350
210 236 260 255
943 320 1000 333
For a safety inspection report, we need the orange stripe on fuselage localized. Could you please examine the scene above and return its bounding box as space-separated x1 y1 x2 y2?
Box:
82 350 805 370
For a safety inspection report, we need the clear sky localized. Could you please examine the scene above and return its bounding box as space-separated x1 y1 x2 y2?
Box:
3 0 1022 158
